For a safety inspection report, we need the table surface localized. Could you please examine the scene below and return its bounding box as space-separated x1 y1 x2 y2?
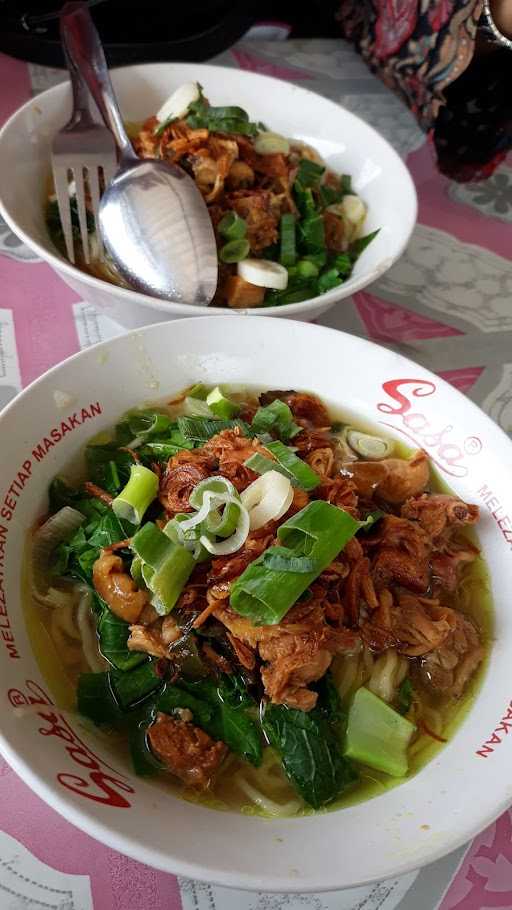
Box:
1 36 511 910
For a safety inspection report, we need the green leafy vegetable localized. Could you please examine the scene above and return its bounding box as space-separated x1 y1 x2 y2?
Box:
177 415 252 445
85 444 134 494
345 687 416 777
263 681 357 808
279 213 296 267
98 609 146 672
77 672 121 726
349 229 380 260
397 677 413 715
110 661 163 711
295 158 325 188
158 674 262 765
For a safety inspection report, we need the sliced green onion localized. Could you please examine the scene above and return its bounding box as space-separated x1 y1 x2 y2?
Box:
296 259 319 278
262 548 318 573
220 239 251 263
302 251 327 269
254 131 290 155
182 396 213 418
188 383 209 400
299 213 325 254
163 514 213 562
240 470 293 530
318 268 342 293
230 502 363 624
131 522 195 614
344 428 394 459
199 502 250 556
218 212 247 241
295 158 325 188
251 399 301 442
265 440 320 492
331 252 352 277
279 213 296 267
189 476 239 511
205 500 241 539
177 415 252 444
111 464 159 525
206 386 240 419
244 452 291 483
130 555 146 589
294 185 316 216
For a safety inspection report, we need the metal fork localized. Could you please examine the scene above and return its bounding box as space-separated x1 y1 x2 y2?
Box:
51 37 117 265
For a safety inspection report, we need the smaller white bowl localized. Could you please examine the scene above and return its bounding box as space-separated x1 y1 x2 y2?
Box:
0 63 417 328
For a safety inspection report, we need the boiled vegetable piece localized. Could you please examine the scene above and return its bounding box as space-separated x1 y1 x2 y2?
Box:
344 686 416 777
112 464 159 525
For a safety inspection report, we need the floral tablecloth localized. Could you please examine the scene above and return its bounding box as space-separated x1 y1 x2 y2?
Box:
1 36 511 910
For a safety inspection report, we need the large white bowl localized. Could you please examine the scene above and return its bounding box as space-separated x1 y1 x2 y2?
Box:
0 63 417 328
0 316 510 891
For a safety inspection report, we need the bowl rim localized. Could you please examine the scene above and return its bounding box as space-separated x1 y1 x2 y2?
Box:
0 61 417 318
0 314 510 892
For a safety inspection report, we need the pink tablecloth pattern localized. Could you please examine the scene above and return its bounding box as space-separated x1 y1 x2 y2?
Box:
1 38 512 910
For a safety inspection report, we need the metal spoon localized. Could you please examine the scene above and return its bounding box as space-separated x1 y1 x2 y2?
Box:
60 1 218 306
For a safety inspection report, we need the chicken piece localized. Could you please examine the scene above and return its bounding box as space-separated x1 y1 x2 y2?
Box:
294 428 336 456
159 449 216 514
203 427 269 492
133 116 159 158
367 515 431 593
201 642 232 674
420 611 484 697
252 152 289 178
215 599 358 710
305 447 335 478
227 632 256 670
147 714 228 789
402 493 479 539
431 543 479 592
324 210 347 252
285 487 310 516
226 160 255 190
128 615 181 658
284 392 331 428
317 475 359 516
348 450 430 504
189 155 218 195
209 528 275 582
360 621 399 651
92 552 148 623
228 190 279 251
224 275 265 309
391 594 456 657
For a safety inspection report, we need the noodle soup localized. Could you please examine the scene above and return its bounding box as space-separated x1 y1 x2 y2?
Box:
25 385 491 817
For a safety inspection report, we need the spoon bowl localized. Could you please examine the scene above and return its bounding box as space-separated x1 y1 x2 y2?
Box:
61 1 217 305
99 158 218 304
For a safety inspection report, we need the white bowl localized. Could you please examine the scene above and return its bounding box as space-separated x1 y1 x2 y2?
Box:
0 315 510 892
0 63 417 328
